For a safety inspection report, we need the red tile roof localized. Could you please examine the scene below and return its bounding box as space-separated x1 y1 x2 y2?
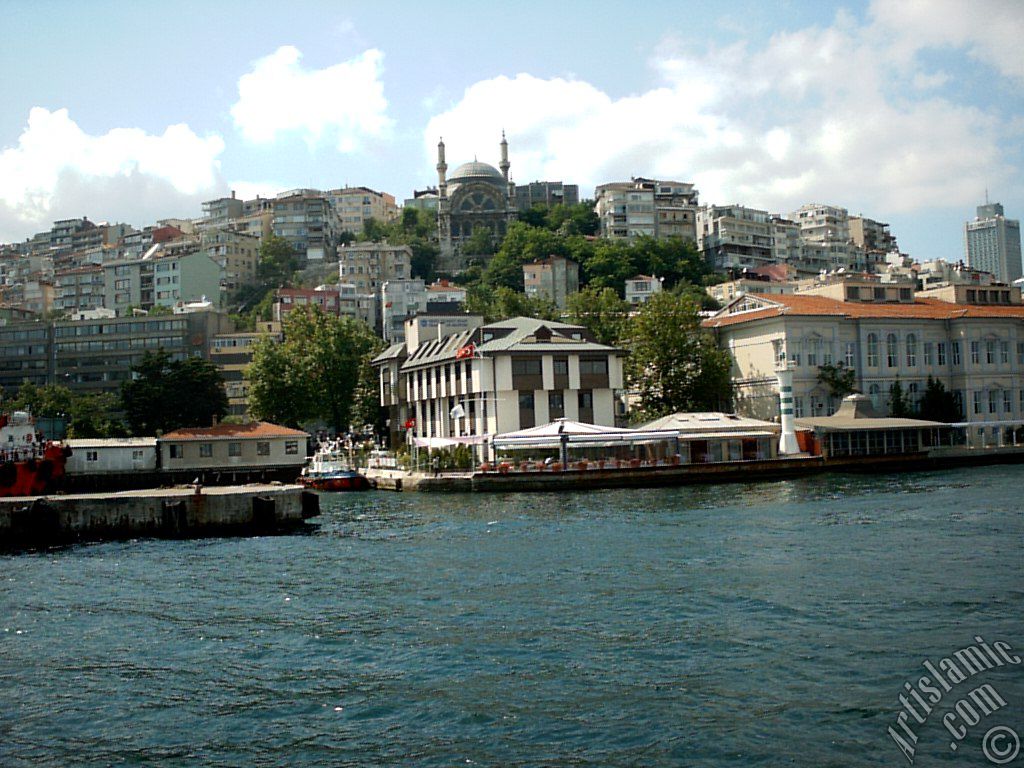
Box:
161 422 308 440
704 294 1024 328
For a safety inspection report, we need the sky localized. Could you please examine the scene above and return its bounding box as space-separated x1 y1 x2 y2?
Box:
1 0 1022 263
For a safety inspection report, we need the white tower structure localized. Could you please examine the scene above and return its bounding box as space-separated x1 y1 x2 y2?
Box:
776 362 800 455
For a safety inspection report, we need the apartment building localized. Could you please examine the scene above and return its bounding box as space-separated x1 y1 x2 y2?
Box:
595 178 699 243
53 264 105 313
705 274 1024 428
200 228 260 292
373 316 626 451
327 187 398 235
337 243 411 295
272 189 336 263
515 181 580 211
523 256 579 309
103 248 222 315
210 322 282 417
697 205 774 270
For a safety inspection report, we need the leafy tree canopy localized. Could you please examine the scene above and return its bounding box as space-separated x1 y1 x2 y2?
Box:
566 286 630 346
817 362 858 399
247 306 384 434
918 376 962 423
8 382 125 438
888 379 913 418
120 350 228 435
625 291 733 420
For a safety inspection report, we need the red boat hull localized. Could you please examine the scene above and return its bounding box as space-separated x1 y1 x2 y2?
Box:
300 473 372 492
0 444 69 497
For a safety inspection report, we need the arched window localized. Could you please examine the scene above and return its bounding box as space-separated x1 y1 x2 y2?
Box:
886 334 898 368
906 334 917 367
908 382 919 407
868 383 881 409
867 334 879 367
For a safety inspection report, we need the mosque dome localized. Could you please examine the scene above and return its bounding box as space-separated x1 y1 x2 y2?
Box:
448 161 505 183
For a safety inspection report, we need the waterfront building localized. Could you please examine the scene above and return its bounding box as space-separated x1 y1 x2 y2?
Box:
523 256 579 309
595 178 699 243
372 316 625 450
704 273 1024 427
65 437 158 476
515 181 579 211
965 202 1022 284
159 421 309 477
435 135 518 270
625 275 663 305
327 186 398 235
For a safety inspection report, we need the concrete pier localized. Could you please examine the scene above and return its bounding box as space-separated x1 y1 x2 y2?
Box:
0 484 320 551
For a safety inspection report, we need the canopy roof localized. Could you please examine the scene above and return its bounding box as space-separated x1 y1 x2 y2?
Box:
493 419 678 449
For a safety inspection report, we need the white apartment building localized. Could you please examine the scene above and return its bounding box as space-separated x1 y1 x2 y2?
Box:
705 275 1024 429
625 275 663 305
328 186 399 234
696 205 773 270
338 243 412 295
373 317 626 451
595 178 699 242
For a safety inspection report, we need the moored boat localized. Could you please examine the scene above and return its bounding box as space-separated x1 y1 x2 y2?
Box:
299 440 373 491
0 411 70 497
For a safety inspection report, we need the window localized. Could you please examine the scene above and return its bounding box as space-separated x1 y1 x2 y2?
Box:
868 384 881 409
1004 390 1012 414
86 450 98 462
793 396 805 418
971 341 980 365
806 339 819 367
132 449 144 460
985 340 995 365
1000 341 1009 364
199 443 213 458
952 342 961 366
511 359 542 376
553 358 568 376
908 382 918 405
938 343 947 366
548 391 564 418
989 390 998 414
845 342 856 369
923 342 933 366
518 392 535 410
867 334 879 367
886 334 898 368
257 441 270 456
578 390 593 410
285 441 299 455
973 391 982 415
228 442 241 457
1018 342 1024 365
774 340 786 366
579 358 608 375
906 334 917 367
169 444 183 459
899 288 912 301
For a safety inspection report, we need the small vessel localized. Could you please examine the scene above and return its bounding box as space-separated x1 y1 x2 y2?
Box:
0 411 70 497
299 439 372 491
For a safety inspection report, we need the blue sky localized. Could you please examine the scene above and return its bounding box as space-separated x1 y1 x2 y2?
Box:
2 0 1022 264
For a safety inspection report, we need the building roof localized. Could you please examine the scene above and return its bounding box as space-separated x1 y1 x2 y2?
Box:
449 161 504 182
66 437 158 448
161 421 309 441
638 412 779 433
398 316 619 370
794 394 946 431
704 293 1024 329
372 342 407 364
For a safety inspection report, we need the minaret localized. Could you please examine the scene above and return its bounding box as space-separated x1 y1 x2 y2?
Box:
436 138 448 199
499 131 510 182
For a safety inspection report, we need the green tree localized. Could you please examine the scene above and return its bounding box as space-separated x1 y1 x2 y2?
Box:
464 285 560 323
121 350 228 434
464 227 496 256
626 291 733 419
566 286 630 346
247 306 384 433
918 376 962 422
888 379 913 417
817 362 858 400
7 382 124 438
257 234 299 287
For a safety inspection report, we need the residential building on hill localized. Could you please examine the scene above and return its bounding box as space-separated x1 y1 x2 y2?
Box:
626 275 663 305
704 273 1024 429
697 204 773 270
523 256 579 309
337 243 411 295
327 186 398 235
210 322 282 417
273 189 337 263
595 178 699 243
515 181 579 211
965 202 1022 284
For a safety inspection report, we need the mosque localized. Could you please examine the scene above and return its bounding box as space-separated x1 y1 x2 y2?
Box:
435 133 518 271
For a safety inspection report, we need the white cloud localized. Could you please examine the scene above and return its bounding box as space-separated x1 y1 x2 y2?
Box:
0 107 225 241
425 8 1022 222
231 45 393 152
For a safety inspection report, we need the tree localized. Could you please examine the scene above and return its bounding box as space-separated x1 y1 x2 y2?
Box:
247 306 384 434
626 291 733 419
888 379 913 417
257 234 299 287
566 286 630 346
817 362 858 399
8 381 124 438
121 350 228 435
918 376 962 423
464 285 560 323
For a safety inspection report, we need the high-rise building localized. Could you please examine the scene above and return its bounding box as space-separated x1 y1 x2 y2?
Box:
965 202 1022 284
327 186 398 235
595 178 698 243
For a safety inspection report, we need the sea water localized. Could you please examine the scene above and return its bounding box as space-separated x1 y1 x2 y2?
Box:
1 465 1021 766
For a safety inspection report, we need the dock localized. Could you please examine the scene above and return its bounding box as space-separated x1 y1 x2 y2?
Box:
0 484 320 551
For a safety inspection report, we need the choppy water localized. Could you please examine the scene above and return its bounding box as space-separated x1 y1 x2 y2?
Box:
1 466 1022 766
